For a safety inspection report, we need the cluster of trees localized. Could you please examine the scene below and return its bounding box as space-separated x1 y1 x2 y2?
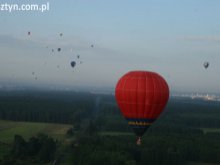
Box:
66 95 220 165
1 91 220 164
0 91 94 124
69 126 220 165
159 99 220 128
0 134 57 165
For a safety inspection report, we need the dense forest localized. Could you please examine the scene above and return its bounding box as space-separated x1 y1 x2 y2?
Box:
1 91 220 165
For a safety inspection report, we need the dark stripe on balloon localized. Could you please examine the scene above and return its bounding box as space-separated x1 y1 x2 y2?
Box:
126 118 156 123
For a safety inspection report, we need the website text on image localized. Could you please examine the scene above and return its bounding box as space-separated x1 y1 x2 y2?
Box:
0 2 50 13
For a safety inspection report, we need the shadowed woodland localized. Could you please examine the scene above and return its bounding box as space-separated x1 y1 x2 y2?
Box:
0 91 220 165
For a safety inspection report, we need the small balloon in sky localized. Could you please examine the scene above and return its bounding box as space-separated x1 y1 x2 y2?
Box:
28 31 31 35
77 55 80 59
52 49 54 52
91 44 94 48
57 48 61 52
60 33 63 37
71 61 76 68
203 62 209 69
32 72 35 75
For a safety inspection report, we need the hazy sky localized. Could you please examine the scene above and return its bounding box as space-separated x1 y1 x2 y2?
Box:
1 0 220 93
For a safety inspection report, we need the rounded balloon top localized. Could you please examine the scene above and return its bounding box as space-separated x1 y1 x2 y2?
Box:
71 61 76 68
203 62 209 69
115 71 169 139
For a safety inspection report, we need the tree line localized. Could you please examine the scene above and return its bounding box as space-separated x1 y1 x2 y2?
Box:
1 91 220 164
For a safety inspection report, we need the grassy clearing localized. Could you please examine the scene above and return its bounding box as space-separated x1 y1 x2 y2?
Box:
0 120 72 143
199 128 220 134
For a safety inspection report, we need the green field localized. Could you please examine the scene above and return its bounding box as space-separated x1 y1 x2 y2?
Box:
0 120 72 143
200 128 220 134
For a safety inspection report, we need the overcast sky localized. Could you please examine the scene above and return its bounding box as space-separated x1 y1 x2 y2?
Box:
1 0 220 93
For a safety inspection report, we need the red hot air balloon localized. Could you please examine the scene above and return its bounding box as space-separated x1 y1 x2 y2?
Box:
115 71 169 145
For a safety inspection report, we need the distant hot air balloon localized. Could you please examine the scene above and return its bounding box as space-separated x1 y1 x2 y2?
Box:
60 33 63 37
71 61 76 68
28 31 31 35
57 48 61 52
203 62 209 69
115 71 169 145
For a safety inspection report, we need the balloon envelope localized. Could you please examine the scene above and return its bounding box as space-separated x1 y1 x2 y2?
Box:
115 71 169 137
203 62 209 69
71 61 76 68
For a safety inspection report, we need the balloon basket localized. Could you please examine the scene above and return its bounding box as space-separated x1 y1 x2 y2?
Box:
136 137 141 145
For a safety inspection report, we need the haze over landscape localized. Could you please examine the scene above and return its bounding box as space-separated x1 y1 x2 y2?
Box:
1 0 220 93
2 1 220 165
